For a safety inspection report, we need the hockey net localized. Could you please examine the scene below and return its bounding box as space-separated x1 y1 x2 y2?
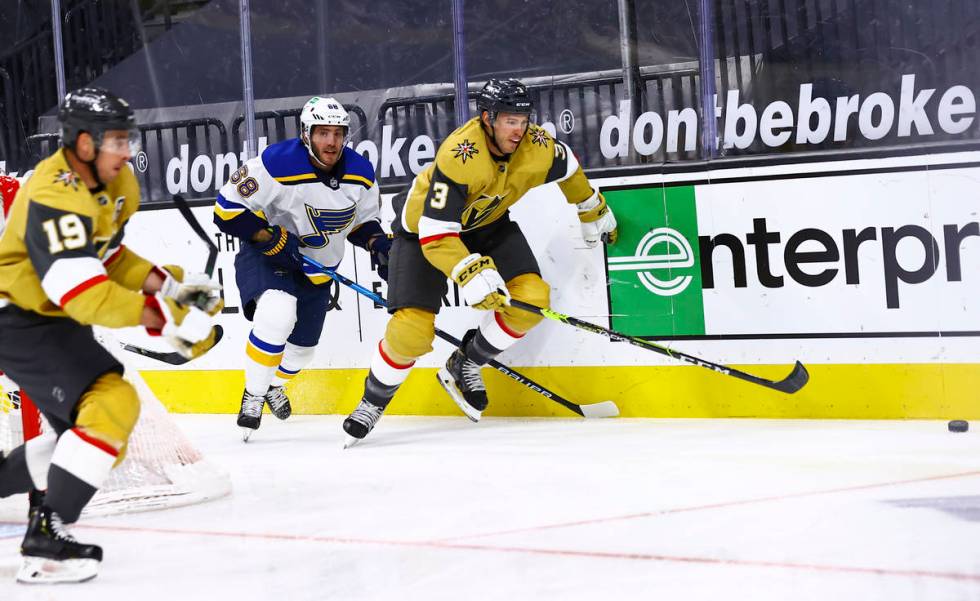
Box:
0 329 231 517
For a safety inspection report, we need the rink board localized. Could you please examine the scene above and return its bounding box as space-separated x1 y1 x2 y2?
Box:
142 362 980 419
119 150 979 419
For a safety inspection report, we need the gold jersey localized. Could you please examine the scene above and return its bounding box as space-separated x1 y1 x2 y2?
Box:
397 117 596 276
0 149 154 327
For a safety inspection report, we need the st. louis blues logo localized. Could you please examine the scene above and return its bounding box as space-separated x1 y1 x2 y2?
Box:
529 126 549 147
452 139 479 163
299 204 356 248
54 169 80 191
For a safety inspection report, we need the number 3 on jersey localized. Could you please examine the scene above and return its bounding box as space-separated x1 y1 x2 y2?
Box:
42 213 87 253
429 182 449 209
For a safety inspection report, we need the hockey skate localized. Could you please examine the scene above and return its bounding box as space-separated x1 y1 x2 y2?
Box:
17 506 102 584
28 489 45 521
265 385 292 420
237 390 265 442
342 397 385 448
437 343 489 422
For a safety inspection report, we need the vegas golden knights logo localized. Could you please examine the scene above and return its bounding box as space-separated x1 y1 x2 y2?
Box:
461 193 506 230
452 139 479 163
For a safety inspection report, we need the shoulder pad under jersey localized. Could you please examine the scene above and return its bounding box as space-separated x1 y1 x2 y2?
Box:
338 147 376 189
435 118 494 186
260 138 317 184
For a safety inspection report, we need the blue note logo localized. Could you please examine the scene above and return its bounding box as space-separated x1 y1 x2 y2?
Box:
299 204 356 248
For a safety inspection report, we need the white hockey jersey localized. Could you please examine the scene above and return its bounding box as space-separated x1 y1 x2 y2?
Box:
214 139 380 284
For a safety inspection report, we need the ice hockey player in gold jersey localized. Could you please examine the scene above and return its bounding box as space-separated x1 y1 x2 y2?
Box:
0 88 222 584
343 78 618 444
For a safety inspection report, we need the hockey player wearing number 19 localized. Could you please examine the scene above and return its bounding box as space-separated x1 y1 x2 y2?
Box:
0 88 223 584
213 97 391 441
343 79 619 446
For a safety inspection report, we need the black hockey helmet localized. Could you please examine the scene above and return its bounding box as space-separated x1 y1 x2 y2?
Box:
476 79 533 119
59 87 137 150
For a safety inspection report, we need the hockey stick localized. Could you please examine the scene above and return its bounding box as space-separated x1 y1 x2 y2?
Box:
171 194 219 279
118 325 224 365
508 299 810 394
300 255 619 418
119 194 222 365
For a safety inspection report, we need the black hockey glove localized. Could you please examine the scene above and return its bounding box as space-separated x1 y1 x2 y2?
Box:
369 234 392 281
255 225 304 271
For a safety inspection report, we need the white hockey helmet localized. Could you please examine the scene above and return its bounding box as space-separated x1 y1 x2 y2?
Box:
300 96 350 147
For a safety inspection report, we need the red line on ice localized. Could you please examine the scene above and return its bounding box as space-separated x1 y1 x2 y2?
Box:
68 521 980 583
439 468 980 542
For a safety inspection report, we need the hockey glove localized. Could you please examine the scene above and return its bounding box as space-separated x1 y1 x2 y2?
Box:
144 293 220 359
369 234 392 281
451 253 511 311
577 191 618 248
157 265 223 316
255 225 304 271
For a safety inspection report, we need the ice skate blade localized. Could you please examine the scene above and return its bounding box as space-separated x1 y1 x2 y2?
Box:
436 368 481 422
241 427 255 442
343 435 362 449
17 556 99 584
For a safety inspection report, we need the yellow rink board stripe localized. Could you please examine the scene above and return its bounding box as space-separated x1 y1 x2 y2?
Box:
140 363 980 419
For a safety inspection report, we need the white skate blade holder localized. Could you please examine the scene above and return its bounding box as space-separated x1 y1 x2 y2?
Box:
343 435 362 449
436 368 482 422
17 556 100 584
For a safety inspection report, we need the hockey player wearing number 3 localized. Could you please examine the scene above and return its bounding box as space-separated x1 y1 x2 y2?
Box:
343 78 618 444
213 97 390 440
0 88 223 584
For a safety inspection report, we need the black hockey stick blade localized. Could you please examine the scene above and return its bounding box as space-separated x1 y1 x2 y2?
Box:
767 361 810 394
119 342 188 365
172 194 219 277
120 325 224 365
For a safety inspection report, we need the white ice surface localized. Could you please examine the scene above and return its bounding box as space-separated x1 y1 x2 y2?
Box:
2 416 980 600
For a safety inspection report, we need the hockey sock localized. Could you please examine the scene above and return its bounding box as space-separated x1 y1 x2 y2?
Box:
365 340 414 408
0 432 57 497
467 312 524 365
0 446 33 497
245 332 284 395
244 290 297 396
271 342 315 388
47 428 118 523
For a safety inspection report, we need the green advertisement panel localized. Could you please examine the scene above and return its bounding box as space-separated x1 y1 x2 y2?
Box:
603 185 705 337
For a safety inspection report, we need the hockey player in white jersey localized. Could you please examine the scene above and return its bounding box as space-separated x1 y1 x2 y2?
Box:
214 97 390 440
